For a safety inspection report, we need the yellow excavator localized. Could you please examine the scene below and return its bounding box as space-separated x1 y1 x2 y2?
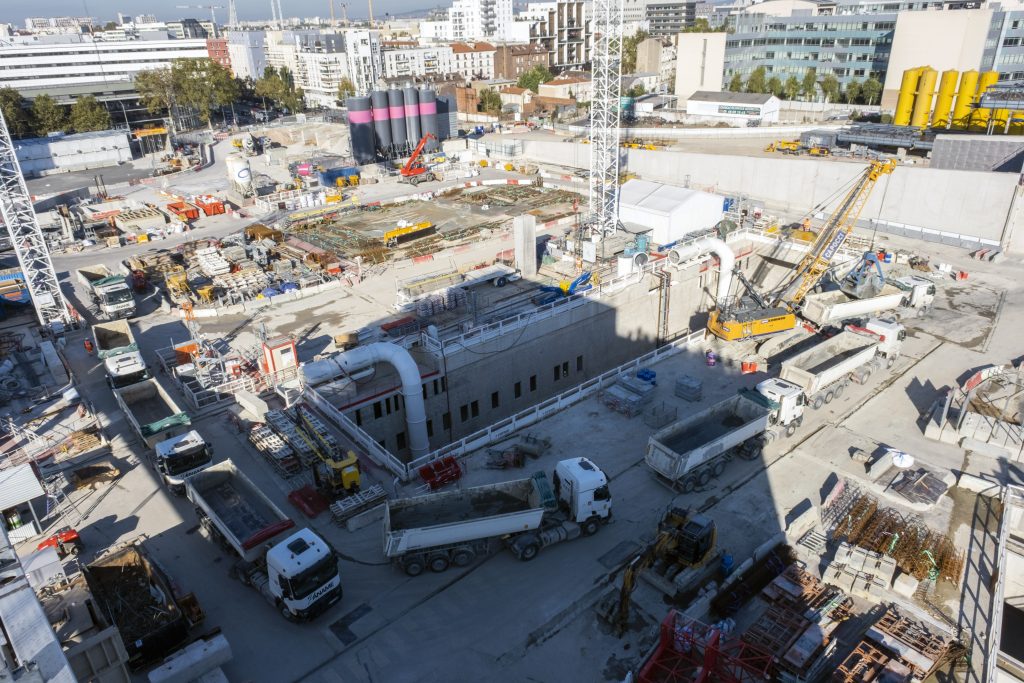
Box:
708 159 896 341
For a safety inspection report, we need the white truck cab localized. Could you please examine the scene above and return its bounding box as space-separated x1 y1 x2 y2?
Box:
755 378 806 432
104 351 149 389
265 528 343 619
553 457 612 524
154 430 213 493
891 275 936 310
857 317 906 360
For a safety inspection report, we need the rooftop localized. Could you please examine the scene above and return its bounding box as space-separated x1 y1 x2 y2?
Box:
689 90 777 104
451 41 496 53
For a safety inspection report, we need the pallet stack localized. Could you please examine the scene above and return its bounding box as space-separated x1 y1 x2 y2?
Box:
248 424 301 477
265 410 316 464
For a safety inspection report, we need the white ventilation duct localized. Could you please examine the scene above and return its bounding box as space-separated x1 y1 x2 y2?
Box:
300 342 430 458
667 238 735 305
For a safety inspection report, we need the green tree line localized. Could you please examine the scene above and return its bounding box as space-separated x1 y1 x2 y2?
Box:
727 66 882 105
0 88 112 138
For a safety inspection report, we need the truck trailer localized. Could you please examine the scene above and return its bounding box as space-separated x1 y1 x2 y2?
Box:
93 319 149 388
82 544 195 669
113 378 191 449
777 319 904 409
153 429 213 493
644 391 803 492
186 460 343 620
383 457 612 576
799 284 904 327
77 264 136 319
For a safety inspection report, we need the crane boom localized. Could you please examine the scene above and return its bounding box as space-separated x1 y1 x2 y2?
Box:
772 158 895 307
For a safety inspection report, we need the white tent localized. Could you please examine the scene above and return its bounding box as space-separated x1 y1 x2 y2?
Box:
618 179 725 245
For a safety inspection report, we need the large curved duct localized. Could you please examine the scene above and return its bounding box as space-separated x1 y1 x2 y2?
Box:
667 238 735 304
301 342 430 458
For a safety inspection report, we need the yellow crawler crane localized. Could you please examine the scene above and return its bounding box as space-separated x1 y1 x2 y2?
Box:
708 159 896 341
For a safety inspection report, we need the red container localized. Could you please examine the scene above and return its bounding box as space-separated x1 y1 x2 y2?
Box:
167 201 199 220
194 199 225 216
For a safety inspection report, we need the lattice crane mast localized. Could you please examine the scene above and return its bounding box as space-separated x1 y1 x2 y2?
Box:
708 159 896 341
0 109 73 332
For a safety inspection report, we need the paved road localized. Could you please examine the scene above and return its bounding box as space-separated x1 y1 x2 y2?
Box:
26 163 154 196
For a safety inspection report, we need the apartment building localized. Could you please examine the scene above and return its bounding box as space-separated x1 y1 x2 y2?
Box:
983 10 1024 81
207 38 231 71
646 1 698 36
297 50 350 108
539 74 592 100
383 45 455 80
452 42 497 79
528 0 591 71
636 36 677 89
343 29 384 93
226 30 268 80
494 43 551 79
24 16 93 34
675 31 726 101
420 0 519 42
0 35 208 103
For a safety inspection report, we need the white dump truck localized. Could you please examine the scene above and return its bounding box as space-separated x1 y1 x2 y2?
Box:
153 430 214 493
384 457 612 576
114 378 191 449
93 319 150 388
77 265 136 319
800 284 904 327
645 389 804 492
891 275 936 312
186 460 343 620
777 319 904 410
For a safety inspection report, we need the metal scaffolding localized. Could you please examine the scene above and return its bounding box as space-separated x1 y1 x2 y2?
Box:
0 109 72 331
588 0 624 238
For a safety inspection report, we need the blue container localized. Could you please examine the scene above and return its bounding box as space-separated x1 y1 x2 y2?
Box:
721 554 734 576
705 350 717 367
636 368 656 383
261 287 280 297
280 282 298 292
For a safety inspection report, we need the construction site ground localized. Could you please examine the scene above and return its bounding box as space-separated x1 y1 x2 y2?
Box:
24 227 1017 682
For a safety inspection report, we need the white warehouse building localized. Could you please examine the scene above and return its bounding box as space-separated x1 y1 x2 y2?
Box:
619 179 725 245
685 91 781 124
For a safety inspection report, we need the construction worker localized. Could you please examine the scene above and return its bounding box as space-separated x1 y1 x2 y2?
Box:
83 339 94 354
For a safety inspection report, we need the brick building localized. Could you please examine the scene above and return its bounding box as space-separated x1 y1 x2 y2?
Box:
206 37 231 70
494 43 550 80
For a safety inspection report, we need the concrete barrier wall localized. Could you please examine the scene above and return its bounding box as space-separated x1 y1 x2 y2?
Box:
522 141 1017 244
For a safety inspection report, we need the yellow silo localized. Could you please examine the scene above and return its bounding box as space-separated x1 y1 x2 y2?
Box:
951 70 979 129
893 67 922 126
931 70 959 129
910 68 938 128
969 70 1000 132
1010 112 1024 135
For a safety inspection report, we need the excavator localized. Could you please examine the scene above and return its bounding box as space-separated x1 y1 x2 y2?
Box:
400 133 441 186
605 507 717 635
708 158 896 341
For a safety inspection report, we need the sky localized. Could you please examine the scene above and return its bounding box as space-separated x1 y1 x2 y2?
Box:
0 0 434 25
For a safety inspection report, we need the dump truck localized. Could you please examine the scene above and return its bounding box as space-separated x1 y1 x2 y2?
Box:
799 284 905 327
113 378 191 449
778 319 904 410
645 390 804 492
153 429 214 493
891 275 936 311
93 319 150 388
77 264 136 319
82 544 197 669
384 457 612 576
186 460 343 620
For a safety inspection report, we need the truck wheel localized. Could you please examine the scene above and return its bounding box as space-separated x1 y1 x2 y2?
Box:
862 369 872 383
834 384 845 399
494 276 508 287
785 422 797 437
712 460 726 477
428 555 450 573
886 355 896 369
680 476 697 493
582 517 600 536
452 547 476 567
404 558 425 577
824 390 835 404
519 543 540 561
280 604 297 622
812 395 825 410
697 469 712 486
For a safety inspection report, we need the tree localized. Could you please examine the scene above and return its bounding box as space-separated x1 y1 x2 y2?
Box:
862 76 882 106
0 87 31 138
102 21 117 31
337 77 355 100
844 79 862 104
727 73 744 92
801 68 818 100
783 76 800 100
31 95 66 136
821 73 840 103
134 66 178 133
621 29 650 74
256 66 305 114
517 65 554 93
767 76 783 98
625 84 646 98
70 95 111 132
479 88 502 116
745 66 767 94
171 58 240 128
